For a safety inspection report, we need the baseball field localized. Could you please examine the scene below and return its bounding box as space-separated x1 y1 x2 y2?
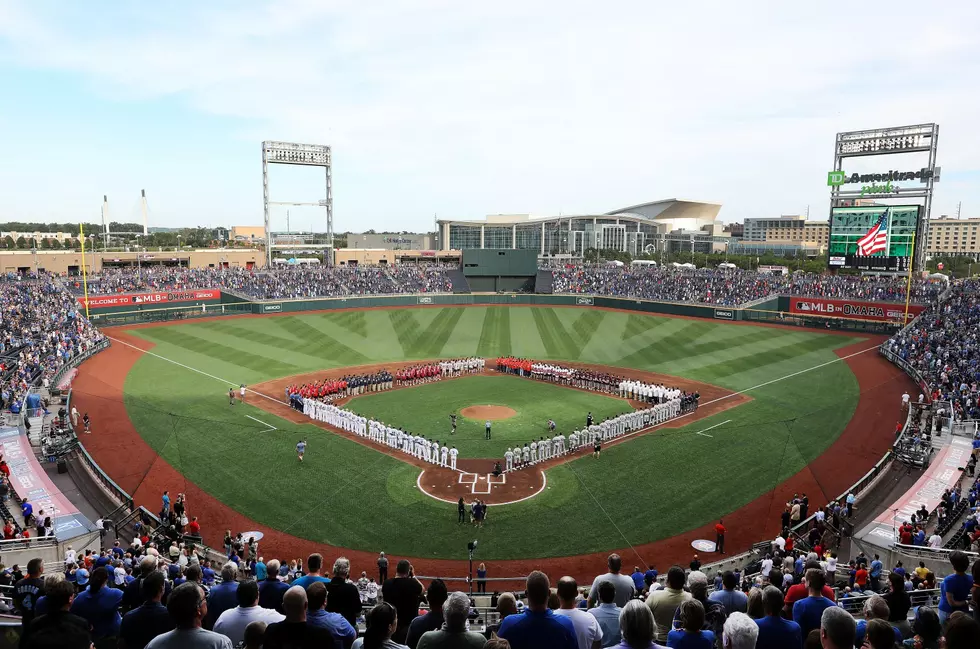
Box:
71 305 912 576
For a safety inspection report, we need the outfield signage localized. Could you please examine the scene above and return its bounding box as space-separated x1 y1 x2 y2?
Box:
417 296 434 304
789 297 925 322
77 289 221 309
713 309 734 320
576 297 594 306
262 303 283 313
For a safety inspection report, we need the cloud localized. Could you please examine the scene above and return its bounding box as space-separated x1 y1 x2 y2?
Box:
0 0 978 227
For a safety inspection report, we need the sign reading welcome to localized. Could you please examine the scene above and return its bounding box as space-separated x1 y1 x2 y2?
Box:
77 289 221 309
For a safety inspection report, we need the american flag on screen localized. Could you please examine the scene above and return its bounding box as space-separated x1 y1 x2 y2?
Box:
856 210 889 256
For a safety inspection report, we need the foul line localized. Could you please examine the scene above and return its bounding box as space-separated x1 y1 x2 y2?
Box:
245 415 277 431
695 419 731 438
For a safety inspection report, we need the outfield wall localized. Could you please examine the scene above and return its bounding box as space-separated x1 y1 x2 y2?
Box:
87 291 902 334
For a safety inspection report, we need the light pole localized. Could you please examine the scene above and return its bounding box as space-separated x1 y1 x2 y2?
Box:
467 540 478 594
135 235 142 278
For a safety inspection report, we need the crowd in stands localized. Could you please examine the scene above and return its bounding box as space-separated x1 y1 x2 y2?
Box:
550 266 944 306
0 275 105 411
885 278 980 421
71 265 455 300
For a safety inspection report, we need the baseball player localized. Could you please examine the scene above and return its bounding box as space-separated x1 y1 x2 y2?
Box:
529 439 538 464
485 420 492 440
229 387 236 405
449 446 458 470
431 440 440 464
296 439 307 462
522 443 530 466
441 444 449 467
504 448 514 472
450 413 457 434
240 384 247 403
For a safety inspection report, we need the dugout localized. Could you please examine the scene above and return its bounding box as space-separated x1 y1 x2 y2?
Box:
462 249 538 292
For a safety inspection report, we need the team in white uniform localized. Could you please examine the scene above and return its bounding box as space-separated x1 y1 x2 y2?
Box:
439 357 486 377
303 399 461 469
618 380 681 404
503 397 683 471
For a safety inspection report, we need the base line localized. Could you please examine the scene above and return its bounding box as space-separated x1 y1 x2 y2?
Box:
245 415 277 431
695 419 731 438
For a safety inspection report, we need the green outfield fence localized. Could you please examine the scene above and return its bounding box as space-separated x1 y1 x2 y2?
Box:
84 291 906 333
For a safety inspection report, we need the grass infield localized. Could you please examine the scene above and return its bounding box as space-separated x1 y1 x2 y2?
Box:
110 306 863 559
346 375 634 458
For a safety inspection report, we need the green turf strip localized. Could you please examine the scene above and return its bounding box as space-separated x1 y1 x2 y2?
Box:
122 307 864 559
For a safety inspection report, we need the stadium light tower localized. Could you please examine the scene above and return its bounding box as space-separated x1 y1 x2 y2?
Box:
261 141 333 266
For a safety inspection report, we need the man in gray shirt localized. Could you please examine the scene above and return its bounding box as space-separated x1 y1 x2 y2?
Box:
147 582 233 649
587 581 622 647
708 571 748 614
587 554 635 608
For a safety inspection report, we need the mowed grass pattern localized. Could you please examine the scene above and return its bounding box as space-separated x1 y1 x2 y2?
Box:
113 307 866 559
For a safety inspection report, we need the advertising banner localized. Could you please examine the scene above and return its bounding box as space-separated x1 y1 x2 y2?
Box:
713 309 735 320
77 289 221 309
0 427 96 538
261 303 283 313
788 297 925 323
575 297 595 306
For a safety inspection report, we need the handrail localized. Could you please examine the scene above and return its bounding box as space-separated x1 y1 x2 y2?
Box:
72 443 133 510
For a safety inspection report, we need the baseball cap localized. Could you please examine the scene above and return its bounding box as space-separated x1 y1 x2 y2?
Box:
76 568 90 586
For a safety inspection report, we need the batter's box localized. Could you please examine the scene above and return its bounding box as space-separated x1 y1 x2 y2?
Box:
458 472 478 486
459 472 506 494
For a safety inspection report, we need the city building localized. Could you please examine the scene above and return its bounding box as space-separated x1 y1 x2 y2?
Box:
0 248 264 275
436 199 723 256
231 225 266 242
926 217 980 258
1 231 75 244
345 233 436 250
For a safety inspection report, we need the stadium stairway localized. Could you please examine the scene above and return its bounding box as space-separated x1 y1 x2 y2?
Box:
534 269 554 294
446 268 471 293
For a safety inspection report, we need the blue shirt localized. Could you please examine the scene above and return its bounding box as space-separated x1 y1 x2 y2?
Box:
631 571 646 592
869 560 883 578
70 585 124 639
497 609 578 649
938 572 974 613
255 562 267 581
708 588 747 614
588 603 622 647
162 495 170 511
854 620 901 647
258 578 290 613
307 608 357 649
206 581 239 627
792 597 835 638
666 629 715 649
754 615 802 649
202 567 216 585
290 574 331 590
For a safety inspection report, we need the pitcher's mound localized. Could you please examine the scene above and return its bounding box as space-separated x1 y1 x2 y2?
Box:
460 405 517 421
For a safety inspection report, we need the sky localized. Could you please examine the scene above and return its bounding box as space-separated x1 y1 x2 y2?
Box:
0 0 978 233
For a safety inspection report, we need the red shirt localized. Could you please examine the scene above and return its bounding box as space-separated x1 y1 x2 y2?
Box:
188 521 201 535
715 523 726 536
784 583 836 607
855 568 868 586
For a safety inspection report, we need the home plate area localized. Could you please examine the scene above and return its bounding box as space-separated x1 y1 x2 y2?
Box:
417 464 546 504
458 471 506 495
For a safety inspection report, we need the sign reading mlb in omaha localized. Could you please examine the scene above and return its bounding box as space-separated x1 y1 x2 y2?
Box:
78 289 221 309
789 297 925 323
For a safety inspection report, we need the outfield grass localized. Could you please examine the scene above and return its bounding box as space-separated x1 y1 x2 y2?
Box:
112 306 865 559
346 375 633 457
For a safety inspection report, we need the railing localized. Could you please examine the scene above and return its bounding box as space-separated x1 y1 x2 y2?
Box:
50 340 110 388
70 443 133 510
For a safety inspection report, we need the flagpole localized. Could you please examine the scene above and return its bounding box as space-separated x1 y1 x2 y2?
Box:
903 232 916 326
80 224 91 320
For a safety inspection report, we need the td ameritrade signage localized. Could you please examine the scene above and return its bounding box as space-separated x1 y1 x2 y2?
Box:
78 289 222 309
789 297 925 323
827 168 936 196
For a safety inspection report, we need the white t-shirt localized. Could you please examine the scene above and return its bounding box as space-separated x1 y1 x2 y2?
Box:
902 393 910 404
555 607 603 649
928 534 943 548
146 628 233 649
761 558 773 576
213 606 285 647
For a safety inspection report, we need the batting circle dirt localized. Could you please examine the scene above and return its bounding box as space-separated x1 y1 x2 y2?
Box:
460 405 517 420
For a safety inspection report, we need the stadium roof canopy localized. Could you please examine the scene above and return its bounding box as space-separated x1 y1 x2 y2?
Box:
437 198 722 226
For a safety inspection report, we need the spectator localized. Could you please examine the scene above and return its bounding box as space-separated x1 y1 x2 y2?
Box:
614 599 662 649
416 591 486 649
589 554 636 608
862 618 898 649
853 594 902 647
258 559 289 613
352 602 407 649
670 572 725 641
213 579 284 647
326 557 362 627
291 553 331 589
587 580 622 647
646 566 690 643
497 571 577 649
792 569 835 639
818 607 854 649
306 581 357 649
70 566 123 647
708 571 746 615
882 572 912 638
14 557 46 638
204 563 239 629
151 586 229 649
382 560 424 645
721 612 757 649
28 578 89 639
555 576 603 649
378 552 388 583
488 592 518 637
263 586 336 649
783 561 835 617
938 550 974 623
120 572 176 649
943 612 980 649
666 599 714 649
406 579 448 649
242 621 267 649
754 585 800 649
